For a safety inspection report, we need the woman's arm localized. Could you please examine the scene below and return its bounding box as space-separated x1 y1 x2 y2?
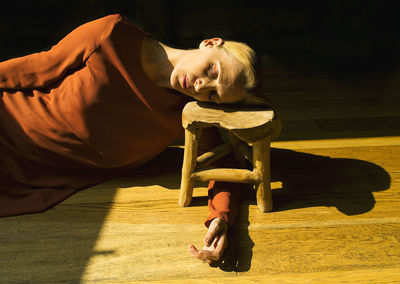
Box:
0 14 121 90
189 127 242 263
198 127 242 228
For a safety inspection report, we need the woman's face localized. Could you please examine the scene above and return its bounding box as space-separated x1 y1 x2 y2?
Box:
170 39 246 104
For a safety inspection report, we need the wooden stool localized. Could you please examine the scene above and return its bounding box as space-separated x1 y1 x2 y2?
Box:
179 101 278 212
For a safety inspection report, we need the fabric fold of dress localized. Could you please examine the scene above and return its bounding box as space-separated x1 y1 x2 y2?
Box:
0 14 188 216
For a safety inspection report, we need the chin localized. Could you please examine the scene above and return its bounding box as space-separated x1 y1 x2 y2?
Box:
170 76 176 89
170 68 181 88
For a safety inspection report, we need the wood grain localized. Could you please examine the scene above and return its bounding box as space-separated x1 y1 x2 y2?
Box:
1 57 400 283
0 141 398 283
192 168 259 183
179 127 201 207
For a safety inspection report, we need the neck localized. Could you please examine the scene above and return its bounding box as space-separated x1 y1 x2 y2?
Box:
140 37 187 89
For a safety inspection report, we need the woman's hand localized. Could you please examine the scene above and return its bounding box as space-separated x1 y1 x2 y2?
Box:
188 217 228 264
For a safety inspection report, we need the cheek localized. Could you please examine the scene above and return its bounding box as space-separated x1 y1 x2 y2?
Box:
179 55 208 76
192 93 210 102
221 91 245 104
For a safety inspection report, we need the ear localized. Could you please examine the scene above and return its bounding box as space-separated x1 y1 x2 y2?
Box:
199 38 225 49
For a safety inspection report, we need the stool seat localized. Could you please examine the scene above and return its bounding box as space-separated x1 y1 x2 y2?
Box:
182 101 276 142
179 101 279 212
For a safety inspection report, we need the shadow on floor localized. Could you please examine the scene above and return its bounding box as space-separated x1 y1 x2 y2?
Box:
269 148 391 215
210 202 253 273
121 145 392 273
203 146 391 272
132 146 391 216
0 145 390 282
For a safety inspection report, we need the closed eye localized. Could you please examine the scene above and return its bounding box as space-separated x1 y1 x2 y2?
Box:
207 64 218 80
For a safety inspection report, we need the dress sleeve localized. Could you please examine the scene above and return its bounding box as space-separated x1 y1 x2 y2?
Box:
205 180 240 227
198 127 241 228
0 14 121 90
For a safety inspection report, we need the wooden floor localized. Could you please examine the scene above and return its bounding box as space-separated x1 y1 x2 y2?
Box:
1 57 400 283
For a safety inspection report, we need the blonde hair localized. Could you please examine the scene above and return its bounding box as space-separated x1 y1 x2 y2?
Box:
220 41 269 106
221 41 257 89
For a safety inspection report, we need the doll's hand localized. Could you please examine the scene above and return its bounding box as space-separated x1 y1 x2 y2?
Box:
188 217 228 264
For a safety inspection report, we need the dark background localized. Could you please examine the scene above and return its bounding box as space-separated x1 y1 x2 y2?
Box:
1 0 400 77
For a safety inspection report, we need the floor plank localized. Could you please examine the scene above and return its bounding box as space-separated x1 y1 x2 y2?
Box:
272 136 400 149
1 57 400 283
110 268 400 283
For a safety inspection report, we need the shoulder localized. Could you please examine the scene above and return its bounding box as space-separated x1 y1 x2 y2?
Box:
74 14 123 35
56 14 123 49
86 14 151 45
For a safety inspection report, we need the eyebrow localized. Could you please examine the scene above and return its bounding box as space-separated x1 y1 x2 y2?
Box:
215 61 223 102
216 61 222 85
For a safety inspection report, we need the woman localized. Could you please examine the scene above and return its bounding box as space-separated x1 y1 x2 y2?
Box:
0 14 262 263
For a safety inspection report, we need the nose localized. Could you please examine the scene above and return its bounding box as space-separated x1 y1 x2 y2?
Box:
194 77 211 92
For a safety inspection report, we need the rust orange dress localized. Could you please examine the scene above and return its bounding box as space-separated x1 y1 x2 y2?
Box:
0 14 239 226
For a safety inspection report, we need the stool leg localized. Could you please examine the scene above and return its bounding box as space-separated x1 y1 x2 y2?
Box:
179 127 201 207
253 136 273 212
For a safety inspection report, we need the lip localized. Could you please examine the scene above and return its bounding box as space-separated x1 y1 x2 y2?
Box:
183 75 189 89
